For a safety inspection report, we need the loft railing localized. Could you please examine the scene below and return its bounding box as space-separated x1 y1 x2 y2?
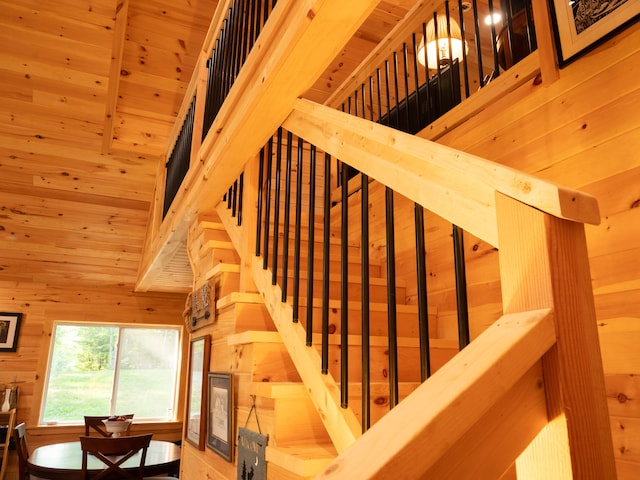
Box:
163 0 278 221
331 0 537 119
162 0 537 223
202 0 279 140
163 96 195 219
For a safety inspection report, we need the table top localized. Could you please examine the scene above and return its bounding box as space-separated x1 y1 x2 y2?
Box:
28 439 181 480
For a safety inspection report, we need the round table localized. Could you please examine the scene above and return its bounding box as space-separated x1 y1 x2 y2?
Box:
27 439 181 479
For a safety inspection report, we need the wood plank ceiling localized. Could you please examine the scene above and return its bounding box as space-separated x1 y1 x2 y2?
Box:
0 0 472 292
0 0 217 290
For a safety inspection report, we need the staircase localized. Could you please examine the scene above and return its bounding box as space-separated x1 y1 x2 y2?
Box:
145 1 617 477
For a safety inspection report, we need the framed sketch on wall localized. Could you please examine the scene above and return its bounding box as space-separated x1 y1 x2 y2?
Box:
185 335 211 450
207 372 234 461
0 312 22 352
550 0 640 65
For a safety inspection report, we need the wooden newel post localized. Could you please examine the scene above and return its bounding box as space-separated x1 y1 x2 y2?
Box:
495 192 616 479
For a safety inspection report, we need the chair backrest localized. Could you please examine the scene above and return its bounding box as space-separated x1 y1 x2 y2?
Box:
80 433 153 480
13 422 30 480
84 414 134 437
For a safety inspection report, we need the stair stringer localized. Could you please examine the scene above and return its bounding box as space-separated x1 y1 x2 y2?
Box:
215 202 362 454
250 255 362 454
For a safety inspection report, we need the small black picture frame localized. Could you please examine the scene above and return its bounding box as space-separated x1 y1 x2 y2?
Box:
0 312 23 352
207 372 234 461
549 0 640 66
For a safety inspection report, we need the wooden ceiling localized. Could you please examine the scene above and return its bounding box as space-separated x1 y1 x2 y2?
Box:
0 0 495 292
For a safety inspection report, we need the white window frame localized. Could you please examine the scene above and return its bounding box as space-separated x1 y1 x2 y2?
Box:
40 321 182 425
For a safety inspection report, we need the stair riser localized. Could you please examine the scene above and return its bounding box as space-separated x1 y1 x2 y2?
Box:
280 277 406 303
297 305 424 337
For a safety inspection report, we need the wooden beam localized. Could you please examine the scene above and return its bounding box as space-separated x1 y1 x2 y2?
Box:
137 0 381 290
530 0 560 84
102 0 129 154
316 308 556 479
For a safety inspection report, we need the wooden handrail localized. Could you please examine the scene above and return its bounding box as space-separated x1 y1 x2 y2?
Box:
283 98 600 248
316 309 555 478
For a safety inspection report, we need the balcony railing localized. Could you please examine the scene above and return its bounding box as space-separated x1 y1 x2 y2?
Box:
162 0 537 216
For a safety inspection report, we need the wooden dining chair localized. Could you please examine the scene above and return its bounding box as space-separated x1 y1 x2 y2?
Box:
13 423 45 480
80 433 153 480
84 413 134 437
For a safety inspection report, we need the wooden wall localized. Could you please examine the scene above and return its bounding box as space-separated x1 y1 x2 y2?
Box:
427 21 640 478
0 280 187 473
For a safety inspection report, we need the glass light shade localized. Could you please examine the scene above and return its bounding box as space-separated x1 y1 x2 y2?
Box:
417 15 468 70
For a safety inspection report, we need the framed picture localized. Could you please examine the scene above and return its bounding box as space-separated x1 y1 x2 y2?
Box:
207 372 234 461
185 335 211 450
550 0 640 66
0 312 23 352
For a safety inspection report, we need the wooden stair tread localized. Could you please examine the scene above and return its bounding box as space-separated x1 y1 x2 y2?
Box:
216 292 264 310
202 262 240 280
266 443 338 476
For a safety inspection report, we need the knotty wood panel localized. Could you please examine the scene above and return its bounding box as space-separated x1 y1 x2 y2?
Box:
0 279 186 464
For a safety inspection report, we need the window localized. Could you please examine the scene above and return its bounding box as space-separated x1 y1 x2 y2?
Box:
41 323 181 424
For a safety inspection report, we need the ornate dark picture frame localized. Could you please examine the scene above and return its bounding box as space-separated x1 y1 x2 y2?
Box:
207 372 234 461
0 312 23 352
185 334 211 450
549 0 640 66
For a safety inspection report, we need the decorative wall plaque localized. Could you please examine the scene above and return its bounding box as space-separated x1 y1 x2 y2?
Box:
184 278 216 333
237 428 267 480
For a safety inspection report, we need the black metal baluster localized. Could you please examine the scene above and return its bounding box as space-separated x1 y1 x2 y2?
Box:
272 127 283 285
453 224 470 349
361 167 371 432
321 151 331 373
386 187 398 409
392 52 400 129
415 206 431 381
211 37 222 115
384 66 400 406
248 0 257 50
231 180 237 216
411 34 422 132
218 17 229 105
340 156 349 408
231 0 244 80
292 137 304 322
281 131 293 302
237 173 244 226
240 0 251 64
362 77 372 432
384 62 391 127
262 136 273 270
421 23 433 119
401 43 411 132
256 147 265 256
376 68 383 123
306 145 317 348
